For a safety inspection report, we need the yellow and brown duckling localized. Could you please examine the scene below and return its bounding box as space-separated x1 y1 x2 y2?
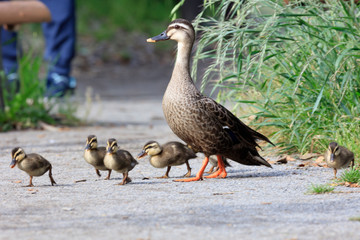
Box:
84 135 112 180
207 156 231 174
147 19 273 182
10 147 56 187
104 138 138 185
137 140 197 178
324 142 354 179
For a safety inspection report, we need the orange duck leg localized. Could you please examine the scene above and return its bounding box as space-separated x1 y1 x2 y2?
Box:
205 155 227 178
174 156 209 182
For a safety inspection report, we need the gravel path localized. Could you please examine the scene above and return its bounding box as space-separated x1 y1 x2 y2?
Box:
1 63 360 240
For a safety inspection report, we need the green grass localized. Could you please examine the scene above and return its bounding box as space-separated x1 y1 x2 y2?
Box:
0 53 79 131
339 168 360 183
349 217 360 221
308 183 335 194
192 0 360 159
0 54 53 131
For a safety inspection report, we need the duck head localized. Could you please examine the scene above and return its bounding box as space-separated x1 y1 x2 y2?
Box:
10 147 26 168
85 135 98 150
328 142 339 162
137 141 162 159
147 18 195 44
106 138 119 154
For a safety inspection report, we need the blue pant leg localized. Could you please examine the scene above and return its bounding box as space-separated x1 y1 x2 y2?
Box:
41 0 76 76
0 0 19 75
1 28 19 75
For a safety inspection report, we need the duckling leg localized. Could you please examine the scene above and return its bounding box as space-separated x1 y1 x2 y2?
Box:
157 166 171 179
118 172 131 185
333 168 338 179
26 176 34 187
174 156 209 182
48 165 56 186
183 161 192 177
206 165 215 174
104 170 112 180
95 169 101 177
205 155 227 179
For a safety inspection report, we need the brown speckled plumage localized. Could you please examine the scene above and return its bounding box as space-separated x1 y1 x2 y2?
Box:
148 19 273 177
10 147 56 187
138 140 196 178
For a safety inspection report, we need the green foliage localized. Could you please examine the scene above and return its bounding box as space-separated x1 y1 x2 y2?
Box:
308 183 335 194
349 217 360 221
0 54 80 131
339 168 360 183
193 0 360 156
0 55 54 131
77 0 174 39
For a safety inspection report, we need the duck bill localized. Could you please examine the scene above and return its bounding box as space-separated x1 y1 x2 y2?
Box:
330 153 334 162
137 150 147 159
85 144 91 150
10 158 17 168
147 31 169 42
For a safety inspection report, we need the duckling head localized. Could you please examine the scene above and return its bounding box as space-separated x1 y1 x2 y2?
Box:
106 138 119 154
85 135 98 150
137 141 162 159
10 147 26 168
147 18 195 44
328 142 339 162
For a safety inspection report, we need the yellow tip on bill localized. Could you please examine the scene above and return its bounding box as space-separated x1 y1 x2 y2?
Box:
147 38 156 42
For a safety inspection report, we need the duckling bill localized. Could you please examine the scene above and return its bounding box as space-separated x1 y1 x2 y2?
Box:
10 147 56 187
324 142 354 179
137 140 197 178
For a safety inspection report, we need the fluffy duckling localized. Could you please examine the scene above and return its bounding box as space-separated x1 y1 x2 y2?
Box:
84 135 112 180
137 140 197 178
104 138 138 185
207 156 231 174
324 142 354 179
10 147 56 187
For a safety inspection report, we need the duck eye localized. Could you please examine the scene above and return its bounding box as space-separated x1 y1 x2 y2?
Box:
175 25 180 29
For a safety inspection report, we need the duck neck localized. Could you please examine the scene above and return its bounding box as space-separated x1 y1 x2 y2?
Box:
171 41 193 85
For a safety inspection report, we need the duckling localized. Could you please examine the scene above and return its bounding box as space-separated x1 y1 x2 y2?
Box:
104 138 138 185
137 140 197 178
84 135 112 180
9 147 56 187
207 156 231 174
147 19 273 182
324 142 354 179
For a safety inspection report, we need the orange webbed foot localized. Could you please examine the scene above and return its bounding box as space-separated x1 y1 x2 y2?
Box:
205 155 227 179
205 168 227 178
173 176 203 182
173 156 209 182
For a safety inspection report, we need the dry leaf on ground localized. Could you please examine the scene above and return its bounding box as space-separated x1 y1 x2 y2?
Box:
300 153 319 160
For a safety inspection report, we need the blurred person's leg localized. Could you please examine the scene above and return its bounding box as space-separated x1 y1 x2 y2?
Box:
1 5 20 94
1 28 18 76
41 0 76 97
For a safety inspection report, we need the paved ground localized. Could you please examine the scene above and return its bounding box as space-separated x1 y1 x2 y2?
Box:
1 60 360 240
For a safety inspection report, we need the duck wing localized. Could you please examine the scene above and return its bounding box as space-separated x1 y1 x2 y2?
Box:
199 96 273 148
